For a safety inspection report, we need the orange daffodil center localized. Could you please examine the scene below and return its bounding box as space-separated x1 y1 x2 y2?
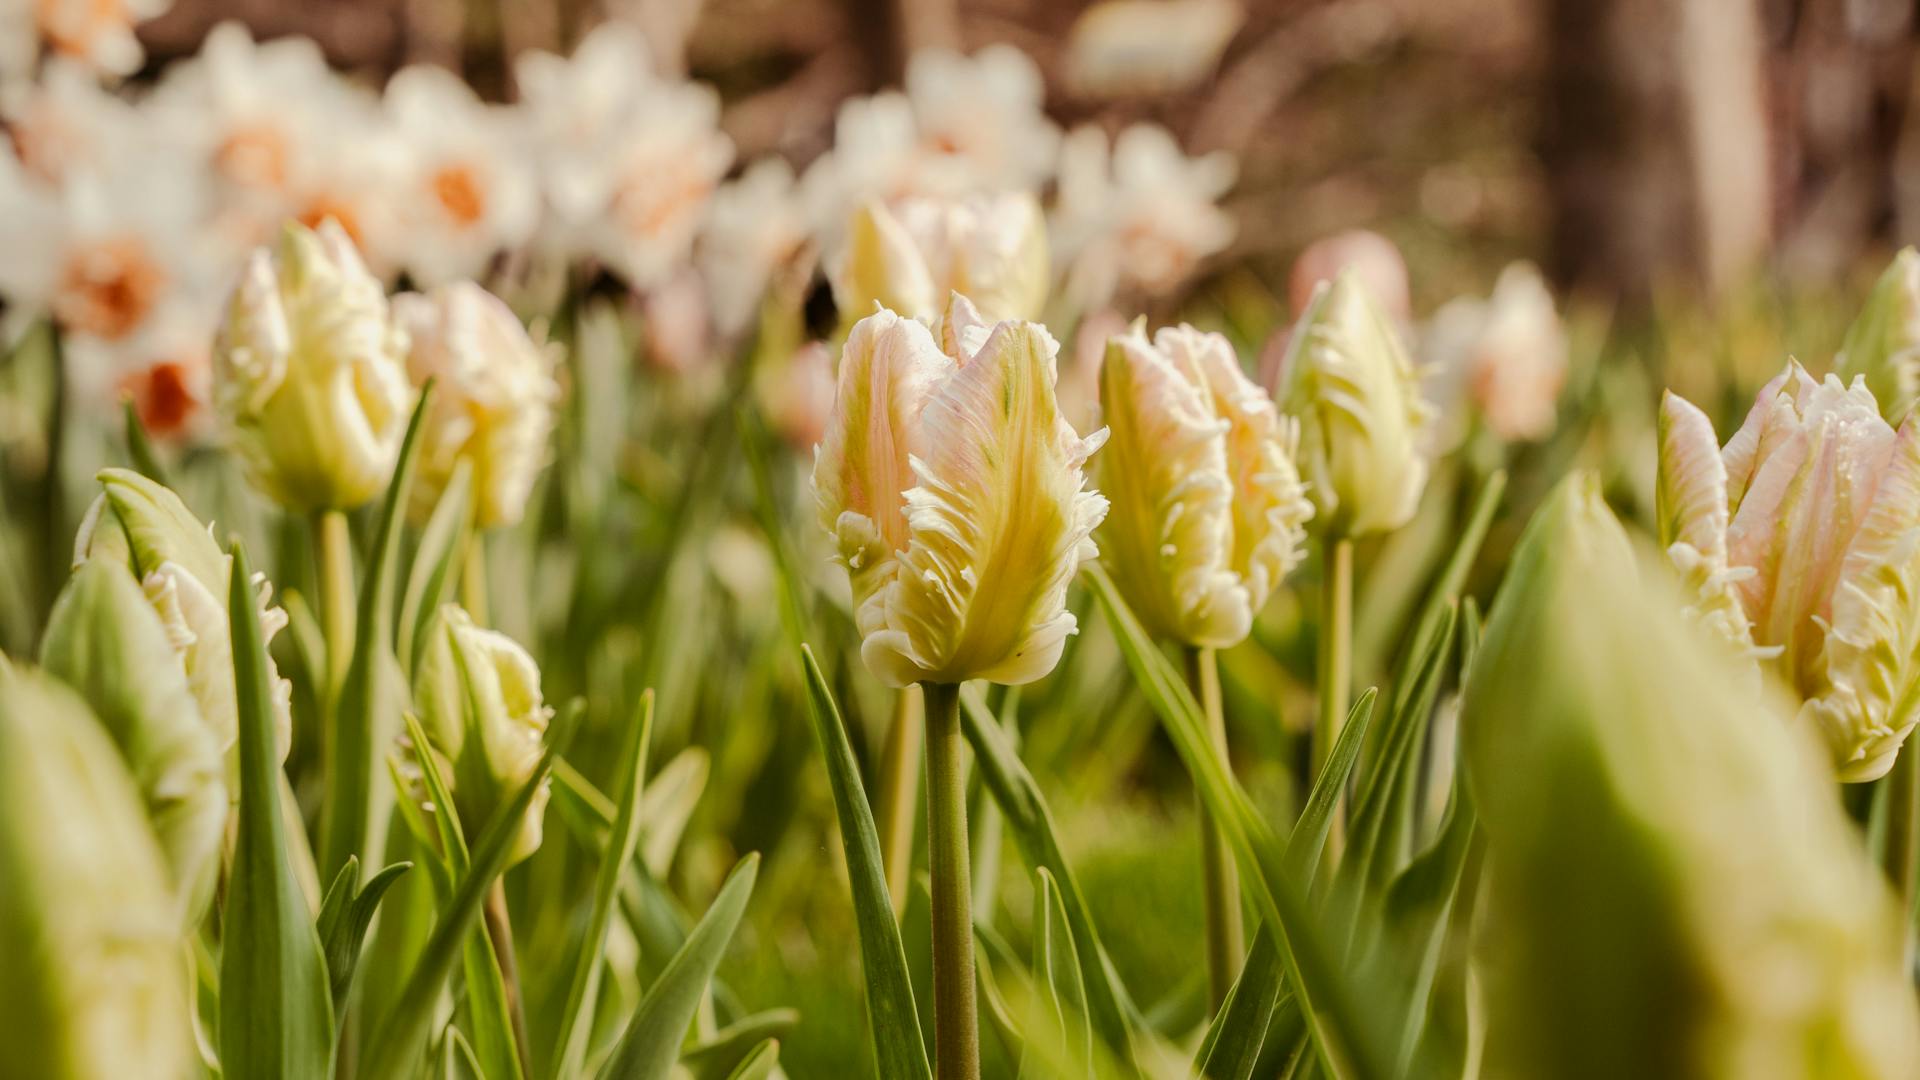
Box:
1660 362 1920 780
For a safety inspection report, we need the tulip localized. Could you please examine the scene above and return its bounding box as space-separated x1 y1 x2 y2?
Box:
40 559 227 927
1096 322 1313 649
393 281 560 529
410 604 552 864
1836 247 1920 424
813 294 1108 1079
1659 363 1920 781
73 468 295 772
1464 474 1920 1078
1273 268 1433 538
212 219 414 514
813 294 1109 689
1422 261 1568 444
0 666 190 1080
1287 229 1411 325
831 193 1049 326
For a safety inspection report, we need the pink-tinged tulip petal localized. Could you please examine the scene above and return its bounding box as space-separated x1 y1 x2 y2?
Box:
1657 390 1761 659
1805 418 1920 780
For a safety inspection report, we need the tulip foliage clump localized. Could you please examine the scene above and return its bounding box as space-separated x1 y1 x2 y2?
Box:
8 12 1920 1080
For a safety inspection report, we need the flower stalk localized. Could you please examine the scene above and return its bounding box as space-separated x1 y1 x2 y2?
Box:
1315 535 1353 857
314 509 356 701
921 680 978 1080
1187 645 1242 1009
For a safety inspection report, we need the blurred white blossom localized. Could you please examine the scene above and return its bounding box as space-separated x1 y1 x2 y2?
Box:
1 0 170 86
1423 261 1568 444
698 158 809 336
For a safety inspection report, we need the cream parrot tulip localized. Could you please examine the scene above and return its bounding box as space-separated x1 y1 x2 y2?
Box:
1273 268 1433 537
813 295 1109 688
1836 247 1920 425
831 193 1049 325
212 219 415 512
1659 362 1920 780
1096 322 1313 647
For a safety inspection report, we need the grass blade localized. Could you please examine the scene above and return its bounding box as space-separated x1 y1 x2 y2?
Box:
597 853 761 1080
120 397 171 486
551 690 657 1080
220 539 336 1078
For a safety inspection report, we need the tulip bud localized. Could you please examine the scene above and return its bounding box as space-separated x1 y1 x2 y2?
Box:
1658 363 1920 780
1422 261 1568 443
0 666 191 1079
1096 323 1312 647
40 560 227 928
1273 269 1433 537
831 193 1049 325
393 282 561 528
412 605 552 863
1463 475 1920 1078
74 468 294 772
1836 248 1920 424
813 295 1109 687
212 219 415 512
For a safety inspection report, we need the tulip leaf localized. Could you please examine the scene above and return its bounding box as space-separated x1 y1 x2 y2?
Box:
550 689 656 1080
1023 868 1094 1080
1086 563 1391 1080
597 852 761 1080
441 1026 484 1080
398 457 472 680
797 644 936 1080
315 856 413 1015
681 1010 800 1080
220 539 337 1079
321 382 433 881
120 397 171 486
721 1039 780 1080
360 741 554 1079
1351 608 1457 900
959 685 1141 1064
1380 778 1478 1074
1390 470 1503 721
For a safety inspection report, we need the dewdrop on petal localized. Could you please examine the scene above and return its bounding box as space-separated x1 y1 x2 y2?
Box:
393 282 560 528
1658 363 1920 780
812 294 1109 687
212 219 414 512
1836 247 1920 424
1273 268 1434 537
1096 322 1312 647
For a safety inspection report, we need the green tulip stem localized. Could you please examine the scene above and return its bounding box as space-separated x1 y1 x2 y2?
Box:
921 680 979 1080
878 685 924 914
1883 746 1920 962
1187 645 1244 1010
463 529 490 627
483 880 532 1075
314 509 356 703
1315 536 1354 848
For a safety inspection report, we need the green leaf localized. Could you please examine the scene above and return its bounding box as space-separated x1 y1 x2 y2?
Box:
360 741 555 1079
320 383 433 880
1086 563 1390 1080
398 457 472 679
441 1026 485 1080
681 1009 800 1080
597 853 761 1080
551 689 656 1080
721 1039 780 1080
1023 869 1093 1080
797 644 935 1080
959 685 1139 1062
121 397 171 486
1349 609 1458 900
1379 779 1478 1074
1390 470 1502 720
220 539 336 1079
315 856 413 1015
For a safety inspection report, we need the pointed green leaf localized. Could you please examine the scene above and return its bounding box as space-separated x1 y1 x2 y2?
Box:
121 397 171 486
797 644 935 1080
316 856 413 1016
1390 470 1502 720
551 690 656 1080
220 539 336 1078
1024 869 1093 1080
398 457 472 679
598 853 761 1080
681 1009 800 1080
721 1039 780 1080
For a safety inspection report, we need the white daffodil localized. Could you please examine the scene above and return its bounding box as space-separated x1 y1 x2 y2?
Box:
1273 269 1433 537
1660 363 1920 781
394 282 560 528
0 58 144 185
813 295 1109 687
382 65 539 287
1097 323 1312 648
212 219 414 512
1052 122 1236 310
4 0 171 84
697 158 810 336
831 192 1049 324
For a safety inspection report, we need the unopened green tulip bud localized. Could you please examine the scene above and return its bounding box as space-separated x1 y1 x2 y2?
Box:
1837 248 1920 424
40 560 227 928
1273 268 1433 537
412 605 552 863
74 468 293 773
1463 474 1920 1079
0 666 190 1080
213 219 415 512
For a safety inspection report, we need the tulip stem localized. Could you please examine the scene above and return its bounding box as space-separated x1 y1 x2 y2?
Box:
1880 746 1920 960
921 680 979 1080
1314 537 1353 846
484 881 533 1076
1187 646 1244 1011
314 510 356 701
463 529 490 627
878 685 924 914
